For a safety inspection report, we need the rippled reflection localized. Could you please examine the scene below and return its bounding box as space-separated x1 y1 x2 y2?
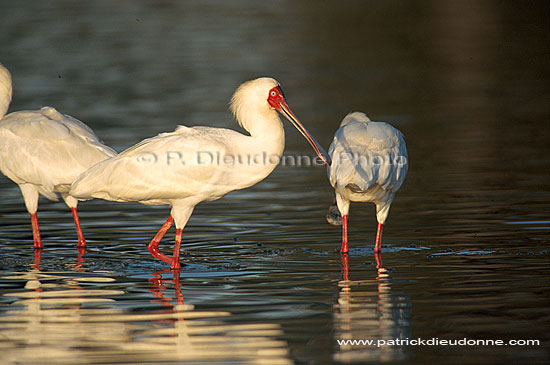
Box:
0 268 291 364
32 247 86 271
333 254 410 363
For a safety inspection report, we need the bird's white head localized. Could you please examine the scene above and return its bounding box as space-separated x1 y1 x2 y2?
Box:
0 63 13 118
230 77 331 166
230 77 279 120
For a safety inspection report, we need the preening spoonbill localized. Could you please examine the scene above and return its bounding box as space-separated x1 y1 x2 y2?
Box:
71 77 331 269
0 64 117 248
326 112 407 253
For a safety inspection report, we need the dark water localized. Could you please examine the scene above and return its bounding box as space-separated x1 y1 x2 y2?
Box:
0 1 549 364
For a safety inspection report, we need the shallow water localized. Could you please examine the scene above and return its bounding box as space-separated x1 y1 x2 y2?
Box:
0 1 549 364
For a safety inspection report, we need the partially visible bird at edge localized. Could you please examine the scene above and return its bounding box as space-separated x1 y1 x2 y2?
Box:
0 63 117 249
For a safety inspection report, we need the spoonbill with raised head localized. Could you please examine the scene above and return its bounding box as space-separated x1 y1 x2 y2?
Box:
71 77 331 269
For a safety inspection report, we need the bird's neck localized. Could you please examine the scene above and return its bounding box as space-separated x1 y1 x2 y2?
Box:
240 108 285 158
227 109 285 188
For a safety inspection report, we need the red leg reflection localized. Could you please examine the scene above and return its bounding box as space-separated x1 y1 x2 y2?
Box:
148 269 184 308
32 248 42 270
172 269 183 305
149 269 171 306
374 251 383 270
341 254 349 281
74 247 86 270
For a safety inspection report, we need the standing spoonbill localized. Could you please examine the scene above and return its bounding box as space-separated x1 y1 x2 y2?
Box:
326 112 407 253
0 64 117 248
70 77 331 269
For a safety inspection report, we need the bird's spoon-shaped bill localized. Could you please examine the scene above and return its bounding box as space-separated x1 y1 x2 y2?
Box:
269 86 331 166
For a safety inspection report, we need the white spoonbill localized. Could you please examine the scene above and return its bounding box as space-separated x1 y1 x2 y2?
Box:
70 77 331 269
0 64 117 248
326 112 407 253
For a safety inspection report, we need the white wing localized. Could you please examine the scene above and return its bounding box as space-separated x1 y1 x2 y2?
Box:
0 107 116 199
328 114 408 194
70 125 253 205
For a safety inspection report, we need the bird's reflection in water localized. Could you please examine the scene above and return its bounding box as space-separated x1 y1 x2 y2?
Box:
148 269 184 306
32 248 41 270
0 267 125 364
0 261 292 363
334 253 410 363
146 269 201 357
32 247 86 271
143 268 293 363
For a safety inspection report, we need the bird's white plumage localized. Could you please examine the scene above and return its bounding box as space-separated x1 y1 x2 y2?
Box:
70 77 293 229
71 76 331 268
71 124 272 206
0 63 116 215
0 108 117 200
0 65 12 117
328 112 407 224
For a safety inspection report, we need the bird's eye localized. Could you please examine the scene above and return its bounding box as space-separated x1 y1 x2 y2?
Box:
270 91 277 97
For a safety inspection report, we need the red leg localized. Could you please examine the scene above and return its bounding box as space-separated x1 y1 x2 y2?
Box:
374 223 383 253
341 215 349 253
71 207 86 247
170 229 182 270
374 250 383 269
148 216 174 265
30 212 42 249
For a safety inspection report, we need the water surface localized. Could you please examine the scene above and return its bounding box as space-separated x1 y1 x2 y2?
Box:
0 1 549 364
